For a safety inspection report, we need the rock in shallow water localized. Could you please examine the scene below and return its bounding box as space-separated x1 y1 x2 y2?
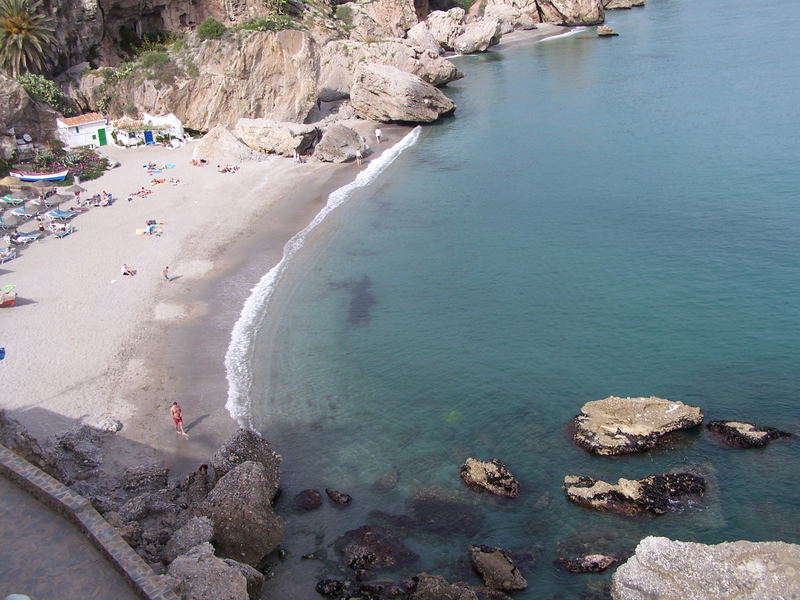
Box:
563 472 705 515
293 488 323 510
706 420 790 448
611 536 800 600
556 553 617 573
335 525 419 573
460 458 520 498
469 545 527 591
572 396 703 455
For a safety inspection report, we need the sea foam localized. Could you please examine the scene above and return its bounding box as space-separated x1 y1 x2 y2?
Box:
224 126 423 427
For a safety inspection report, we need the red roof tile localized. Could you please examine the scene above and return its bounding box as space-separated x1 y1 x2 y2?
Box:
60 112 105 126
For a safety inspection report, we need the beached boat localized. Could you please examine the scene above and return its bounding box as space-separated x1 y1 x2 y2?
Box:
9 169 69 182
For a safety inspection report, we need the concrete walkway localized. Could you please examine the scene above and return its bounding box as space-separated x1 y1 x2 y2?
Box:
0 475 140 600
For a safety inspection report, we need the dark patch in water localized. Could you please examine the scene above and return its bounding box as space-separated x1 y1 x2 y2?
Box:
330 275 376 325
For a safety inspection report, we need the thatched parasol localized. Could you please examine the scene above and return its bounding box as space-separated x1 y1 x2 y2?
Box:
29 179 55 190
0 175 20 188
64 184 86 194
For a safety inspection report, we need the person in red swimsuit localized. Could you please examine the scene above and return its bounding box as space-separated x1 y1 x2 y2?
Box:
170 402 188 437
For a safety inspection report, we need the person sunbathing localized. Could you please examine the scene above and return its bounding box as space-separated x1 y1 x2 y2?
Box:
121 264 137 276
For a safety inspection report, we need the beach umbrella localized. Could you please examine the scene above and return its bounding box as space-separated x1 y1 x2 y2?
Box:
30 180 54 189
65 184 86 194
0 176 19 189
48 193 72 206
10 191 35 200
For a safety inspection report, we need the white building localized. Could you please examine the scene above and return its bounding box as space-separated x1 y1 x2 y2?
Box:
56 112 111 149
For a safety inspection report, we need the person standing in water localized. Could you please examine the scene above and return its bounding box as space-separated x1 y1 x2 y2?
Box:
170 402 188 437
375 128 382 144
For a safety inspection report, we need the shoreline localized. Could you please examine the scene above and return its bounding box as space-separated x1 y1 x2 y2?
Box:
0 24 579 478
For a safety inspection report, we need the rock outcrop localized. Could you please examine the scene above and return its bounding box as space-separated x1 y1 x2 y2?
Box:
452 19 503 54
167 542 249 600
318 39 461 102
196 461 284 566
564 472 705 515
0 410 64 480
610 537 800 600
163 516 215 564
350 64 456 123
426 8 466 51
339 0 419 42
535 0 604 25
222 559 265 600
483 1 538 32
406 22 444 55
0 77 59 160
706 421 791 448
460 458 520 498
597 25 618 36
210 428 282 491
468 545 527 591
604 0 644 9
572 396 703 455
235 119 320 157
192 125 266 163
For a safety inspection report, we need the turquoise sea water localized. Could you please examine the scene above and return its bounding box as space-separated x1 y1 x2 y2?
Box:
241 1 800 597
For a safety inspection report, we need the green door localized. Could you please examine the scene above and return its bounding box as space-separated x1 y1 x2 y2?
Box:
97 128 107 146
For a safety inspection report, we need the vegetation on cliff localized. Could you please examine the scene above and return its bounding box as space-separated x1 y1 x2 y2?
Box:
0 0 56 77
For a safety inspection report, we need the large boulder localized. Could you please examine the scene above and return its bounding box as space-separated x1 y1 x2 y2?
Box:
468 545 527 591
460 458 520 498
564 472 705 515
192 125 266 163
196 461 284 566
483 2 538 32
163 516 214 564
572 396 704 455
167 542 249 600
120 463 169 493
210 428 282 494
318 39 461 102
339 0 419 42
350 64 456 123
605 0 644 9
335 525 419 573
535 0 604 25
222 559 265 600
46 425 106 482
0 411 64 480
234 119 320 157
426 8 466 51
406 22 444 55
611 537 800 600
313 124 369 163
706 421 790 448
452 19 503 54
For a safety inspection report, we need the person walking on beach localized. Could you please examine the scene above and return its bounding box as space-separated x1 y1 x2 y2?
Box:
170 402 188 437
162 266 171 281
375 128 382 144
355 149 363 166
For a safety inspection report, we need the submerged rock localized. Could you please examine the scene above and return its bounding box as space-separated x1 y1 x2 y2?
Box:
563 472 705 515
706 421 790 448
407 490 484 535
326 488 353 506
611 536 800 600
556 553 617 573
468 545 527 591
335 525 419 573
293 488 323 510
572 396 703 455
460 458 520 498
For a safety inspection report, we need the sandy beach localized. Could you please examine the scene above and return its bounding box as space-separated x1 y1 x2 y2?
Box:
0 118 409 474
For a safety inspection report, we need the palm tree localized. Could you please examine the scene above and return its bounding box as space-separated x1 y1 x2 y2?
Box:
0 0 56 78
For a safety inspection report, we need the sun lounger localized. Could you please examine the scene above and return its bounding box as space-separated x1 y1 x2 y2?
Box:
0 217 11 230
15 232 40 244
1 195 26 206
0 248 16 263
47 209 78 221
54 224 73 238
11 206 39 219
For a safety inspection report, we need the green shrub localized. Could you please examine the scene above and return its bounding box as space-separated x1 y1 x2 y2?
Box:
17 73 74 116
236 15 296 32
197 17 226 40
335 5 353 25
138 50 171 69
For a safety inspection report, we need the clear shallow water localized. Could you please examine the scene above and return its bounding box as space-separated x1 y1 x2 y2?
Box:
243 1 800 597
